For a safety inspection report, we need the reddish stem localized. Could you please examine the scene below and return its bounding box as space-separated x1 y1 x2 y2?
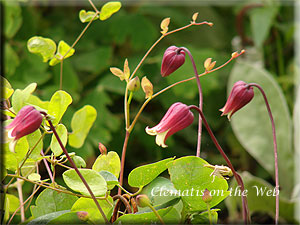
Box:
248 83 279 224
42 114 109 223
189 105 250 224
118 130 130 195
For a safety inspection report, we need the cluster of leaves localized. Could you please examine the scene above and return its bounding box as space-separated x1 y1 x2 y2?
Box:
2 0 297 224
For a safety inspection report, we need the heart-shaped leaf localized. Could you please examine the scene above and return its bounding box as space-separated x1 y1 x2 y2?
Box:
27 36 56 62
99 1 121 21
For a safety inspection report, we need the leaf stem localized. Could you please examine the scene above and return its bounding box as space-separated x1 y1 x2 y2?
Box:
148 204 165 224
248 83 279 224
16 178 25 222
207 203 212 225
178 47 203 157
188 105 250 224
41 114 109 223
41 150 55 184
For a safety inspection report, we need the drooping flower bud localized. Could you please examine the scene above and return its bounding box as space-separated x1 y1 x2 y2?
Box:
5 105 43 141
161 46 185 77
202 189 212 203
220 81 254 120
136 194 151 208
98 142 107 155
146 102 194 148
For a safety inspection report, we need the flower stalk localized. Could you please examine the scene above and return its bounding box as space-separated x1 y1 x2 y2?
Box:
248 83 279 224
189 105 250 224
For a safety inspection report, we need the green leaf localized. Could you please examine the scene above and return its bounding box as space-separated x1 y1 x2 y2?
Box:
71 196 113 223
128 158 174 188
26 129 43 160
27 36 56 62
141 176 183 214
12 83 37 113
15 137 30 165
228 61 294 194
47 90 72 126
250 6 279 48
3 143 17 172
98 170 119 190
79 9 98 23
226 171 296 223
21 159 36 177
63 169 107 196
30 188 78 218
92 151 120 178
68 105 97 148
5 43 20 77
27 95 49 111
73 155 86 168
48 211 85 224
4 1 22 38
2 76 14 99
49 41 75 66
115 206 180 224
167 156 229 212
4 194 20 223
190 209 220 224
28 210 70 225
28 173 41 181
99 1 121 21
50 124 68 156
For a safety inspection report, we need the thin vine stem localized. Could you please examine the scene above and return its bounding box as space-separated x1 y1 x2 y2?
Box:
16 179 25 222
178 47 203 157
189 105 250 224
8 185 41 225
118 130 130 195
7 174 107 200
41 150 55 183
248 83 279 224
41 114 109 223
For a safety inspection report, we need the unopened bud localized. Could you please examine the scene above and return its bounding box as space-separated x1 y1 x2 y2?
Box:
231 51 238 58
204 58 216 71
136 194 151 208
127 77 140 92
98 142 107 155
202 189 212 203
161 46 185 77
77 211 89 221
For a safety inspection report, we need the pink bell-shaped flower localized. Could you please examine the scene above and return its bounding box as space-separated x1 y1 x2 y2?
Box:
146 102 194 148
6 105 43 141
161 46 185 77
220 81 254 120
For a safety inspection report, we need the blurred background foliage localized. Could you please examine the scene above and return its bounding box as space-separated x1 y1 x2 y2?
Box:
3 0 297 223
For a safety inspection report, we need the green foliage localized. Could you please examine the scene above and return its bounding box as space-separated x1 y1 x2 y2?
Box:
98 171 119 190
115 206 181 224
71 197 113 223
92 151 121 178
47 90 72 126
27 36 56 62
68 105 97 148
49 41 75 66
27 210 70 225
99 2 122 21
4 1 22 38
228 61 294 194
26 129 43 160
128 158 174 188
50 124 68 156
190 209 220 224
4 194 20 223
5 43 20 77
2 77 14 99
79 10 98 23
167 156 229 212
12 83 37 113
62 169 107 196
30 188 78 218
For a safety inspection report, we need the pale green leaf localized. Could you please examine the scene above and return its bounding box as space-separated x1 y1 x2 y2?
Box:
5 43 19 77
50 124 68 156
79 9 98 23
71 196 113 223
98 170 119 190
63 169 107 196
49 41 75 66
30 188 78 218
2 76 14 99
26 129 43 160
167 156 229 212
12 83 37 113
92 151 120 178
99 1 121 20
68 105 96 148
128 157 174 188
28 173 41 181
4 1 22 38
47 90 72 126
73 155 86 168
28 210 70 225
27 36 56 62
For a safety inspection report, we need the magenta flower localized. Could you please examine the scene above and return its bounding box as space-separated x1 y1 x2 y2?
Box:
220 81 254 120
6 105 43 141
161 46 185 77
146 102 194 148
